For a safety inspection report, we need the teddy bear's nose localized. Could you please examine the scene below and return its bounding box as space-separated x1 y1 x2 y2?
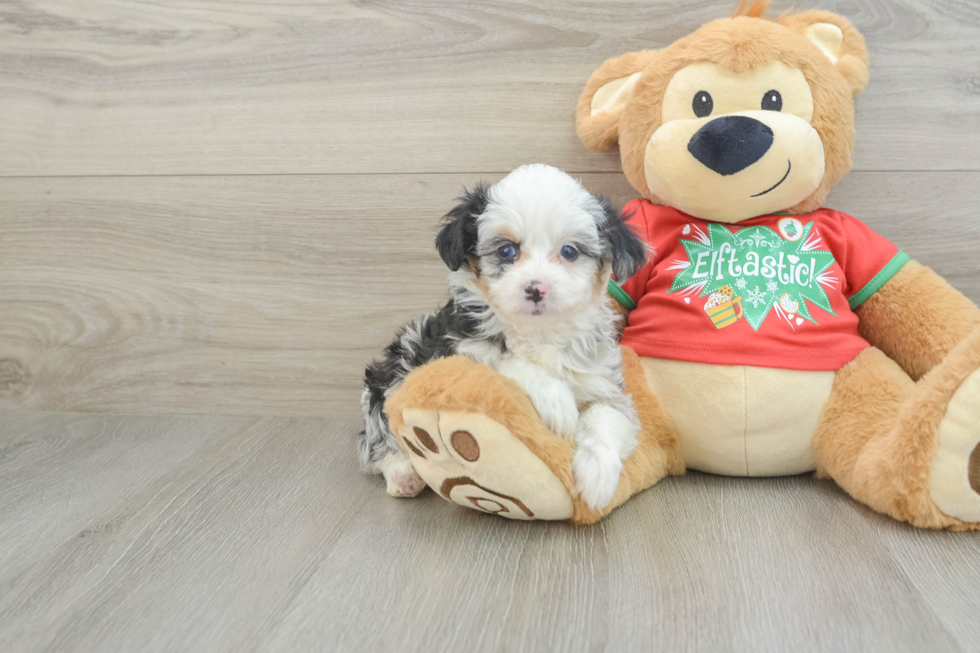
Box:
687 116 774 176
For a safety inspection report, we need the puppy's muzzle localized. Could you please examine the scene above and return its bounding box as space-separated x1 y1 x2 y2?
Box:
524 281 549 304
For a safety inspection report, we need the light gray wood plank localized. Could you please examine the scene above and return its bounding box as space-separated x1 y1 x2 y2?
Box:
0 413 269 579
0 412 373 653
1 411 977 653
1 171 977 417
883 524 980 650
1 0 978 176
265 472 966 653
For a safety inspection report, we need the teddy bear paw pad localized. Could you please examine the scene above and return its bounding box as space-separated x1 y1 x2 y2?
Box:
398 408 573 521
930 368 980 523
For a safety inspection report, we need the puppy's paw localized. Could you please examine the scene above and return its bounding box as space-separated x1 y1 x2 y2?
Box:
381 451 426 498
572 445 623 510
531 386 579 439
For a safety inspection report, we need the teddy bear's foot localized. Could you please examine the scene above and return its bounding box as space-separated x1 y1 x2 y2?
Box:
929 367 980 523
397 408 574 520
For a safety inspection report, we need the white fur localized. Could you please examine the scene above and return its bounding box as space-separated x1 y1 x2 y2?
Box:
381 451 426 498
495 357 580 439
450 165 642 509
477 165 610 322
573 405 639 509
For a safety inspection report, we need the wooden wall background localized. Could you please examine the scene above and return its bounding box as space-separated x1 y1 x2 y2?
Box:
1 0 979 417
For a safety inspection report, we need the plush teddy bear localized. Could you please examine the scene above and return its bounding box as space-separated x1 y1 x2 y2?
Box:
383 0 980 528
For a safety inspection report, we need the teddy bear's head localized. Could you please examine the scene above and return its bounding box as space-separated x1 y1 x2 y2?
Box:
577 0 869 223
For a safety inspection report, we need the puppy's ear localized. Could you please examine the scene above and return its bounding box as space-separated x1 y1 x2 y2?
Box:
597 197 648 281
435 184 489 271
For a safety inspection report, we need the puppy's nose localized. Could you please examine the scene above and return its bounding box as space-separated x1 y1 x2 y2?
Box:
687 116 774 176
524 281 550 304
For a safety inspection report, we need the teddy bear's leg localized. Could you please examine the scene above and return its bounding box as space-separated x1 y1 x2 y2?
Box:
812 330 980 530
384 348 683 524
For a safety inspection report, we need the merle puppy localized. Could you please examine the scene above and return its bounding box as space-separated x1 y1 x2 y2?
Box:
360 164 648 509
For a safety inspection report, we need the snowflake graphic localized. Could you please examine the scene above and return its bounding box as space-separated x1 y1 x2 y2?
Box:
767 279 779 293
736 278 748 290
746 286 768 308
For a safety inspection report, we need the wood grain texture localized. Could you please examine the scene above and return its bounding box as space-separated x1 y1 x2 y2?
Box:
1 0 979 176
1 171 978 417
3 3 978 650
1 410 978 653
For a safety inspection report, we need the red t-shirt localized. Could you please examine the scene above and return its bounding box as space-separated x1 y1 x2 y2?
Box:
614 199 909 371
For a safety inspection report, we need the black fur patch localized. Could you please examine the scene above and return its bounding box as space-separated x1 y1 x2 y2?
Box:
360 293 502 467
435 185 490 272
597 196 648 281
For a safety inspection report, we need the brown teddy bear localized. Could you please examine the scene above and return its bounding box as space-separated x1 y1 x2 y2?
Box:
383 0 980 528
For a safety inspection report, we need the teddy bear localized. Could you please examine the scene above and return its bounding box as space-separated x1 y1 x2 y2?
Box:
381 0 980 528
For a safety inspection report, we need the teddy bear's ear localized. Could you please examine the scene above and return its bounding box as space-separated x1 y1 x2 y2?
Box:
780 10 870 96
577 50 659 151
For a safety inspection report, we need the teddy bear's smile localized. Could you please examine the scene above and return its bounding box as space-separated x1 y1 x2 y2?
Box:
751 159 792 197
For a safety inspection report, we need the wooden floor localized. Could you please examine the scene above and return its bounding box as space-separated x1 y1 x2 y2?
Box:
2 1 980 651
2 410 979 653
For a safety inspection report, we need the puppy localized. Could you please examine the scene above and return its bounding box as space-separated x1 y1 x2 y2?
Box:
360 164 648 509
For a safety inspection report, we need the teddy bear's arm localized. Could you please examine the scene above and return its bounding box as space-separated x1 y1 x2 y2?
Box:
856 260 980 380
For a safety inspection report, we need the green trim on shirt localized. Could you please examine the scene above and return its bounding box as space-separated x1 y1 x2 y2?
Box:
607 278 637 310
848 251 911 310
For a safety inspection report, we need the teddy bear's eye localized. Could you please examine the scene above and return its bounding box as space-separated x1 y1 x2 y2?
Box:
762 89 783 111
692 90 713 118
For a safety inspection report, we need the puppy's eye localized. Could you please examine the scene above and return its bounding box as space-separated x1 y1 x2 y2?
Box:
692 90 713 118
762 90 782 111
497 243 517 260
560 245 579 261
